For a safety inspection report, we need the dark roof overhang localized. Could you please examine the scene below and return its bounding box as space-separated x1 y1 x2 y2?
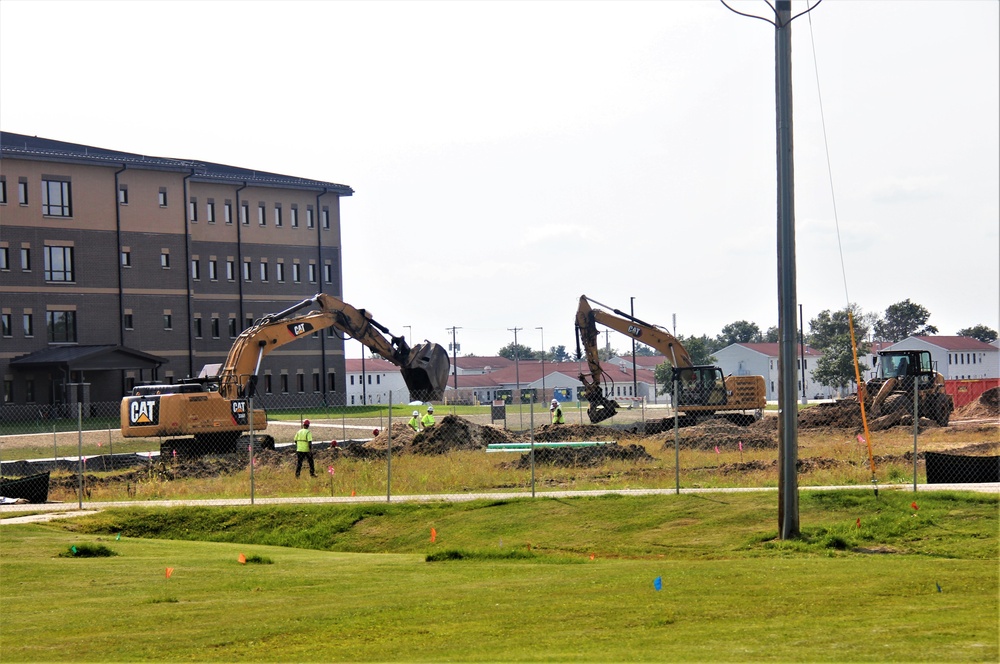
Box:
9 345 167 372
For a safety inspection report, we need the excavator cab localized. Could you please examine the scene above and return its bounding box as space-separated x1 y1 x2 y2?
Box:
673 366 728 408
398 341 451 402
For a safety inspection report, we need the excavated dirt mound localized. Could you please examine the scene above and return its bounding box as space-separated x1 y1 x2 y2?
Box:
955 387 1000 420
506 443 654 469
361 414 518 455
653 418 778 451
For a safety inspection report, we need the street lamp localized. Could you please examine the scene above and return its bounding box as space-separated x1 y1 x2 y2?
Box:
631 297 638 403
508 327 522 428
536 326 545 402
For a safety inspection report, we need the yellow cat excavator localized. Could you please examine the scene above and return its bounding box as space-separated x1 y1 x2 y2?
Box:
121 293 450 454
575 295 766 424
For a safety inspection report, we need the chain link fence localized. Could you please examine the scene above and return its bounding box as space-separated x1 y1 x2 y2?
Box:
2 385 997 506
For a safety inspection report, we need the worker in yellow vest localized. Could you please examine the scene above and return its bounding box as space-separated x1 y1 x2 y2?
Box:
294 419 316 478
408 410 421 432
421 405 436 429
550 399 565 424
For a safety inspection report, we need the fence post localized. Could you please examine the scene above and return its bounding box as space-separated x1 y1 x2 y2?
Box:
249 396 255 505
530 394 535 498
77 403 83 509
386 392 392 502
673 377 680 495
53 423 58 464
913 378 919 492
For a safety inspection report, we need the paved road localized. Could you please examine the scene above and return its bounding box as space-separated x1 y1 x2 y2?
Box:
2 483 996 524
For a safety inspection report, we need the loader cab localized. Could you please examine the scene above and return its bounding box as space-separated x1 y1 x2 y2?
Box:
876 350 933 379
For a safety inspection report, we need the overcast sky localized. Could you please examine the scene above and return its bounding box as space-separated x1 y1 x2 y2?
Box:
2 1 997 359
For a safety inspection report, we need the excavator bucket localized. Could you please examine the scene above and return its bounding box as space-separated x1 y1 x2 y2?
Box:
401 342 451 402
587 394 619 423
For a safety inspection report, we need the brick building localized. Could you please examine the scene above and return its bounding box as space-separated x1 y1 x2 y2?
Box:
1 132 353 415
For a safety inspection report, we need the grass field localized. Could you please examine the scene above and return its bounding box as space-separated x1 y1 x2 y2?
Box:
1 490 997 662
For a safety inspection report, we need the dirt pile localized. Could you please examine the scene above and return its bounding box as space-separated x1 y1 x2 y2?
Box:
654 418 777 451
362 414 518 455
517 423 618 443
955 387 1000 420
799 400 863 428
507 443 654 469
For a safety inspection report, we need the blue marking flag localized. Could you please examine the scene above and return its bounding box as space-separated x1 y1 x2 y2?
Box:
936 582 942 593
654 576 662 591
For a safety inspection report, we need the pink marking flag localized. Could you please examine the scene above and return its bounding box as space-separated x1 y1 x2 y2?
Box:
714 446 720 454
738 441 743 452
857 434 866 444
98 441 103 448
328 466 335 475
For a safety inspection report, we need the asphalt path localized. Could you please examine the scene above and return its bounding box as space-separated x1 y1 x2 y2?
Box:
2 483 997 524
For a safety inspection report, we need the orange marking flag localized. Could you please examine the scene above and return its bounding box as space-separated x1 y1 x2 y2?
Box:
238 553 247 564
430 527 437 543
165 568 174 579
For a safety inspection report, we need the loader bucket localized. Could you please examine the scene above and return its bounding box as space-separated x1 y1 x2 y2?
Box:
401 341 451 402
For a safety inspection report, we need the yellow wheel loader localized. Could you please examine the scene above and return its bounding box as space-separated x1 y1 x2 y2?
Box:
862 349 953 426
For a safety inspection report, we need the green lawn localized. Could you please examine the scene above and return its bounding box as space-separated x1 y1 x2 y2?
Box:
1 490 997 662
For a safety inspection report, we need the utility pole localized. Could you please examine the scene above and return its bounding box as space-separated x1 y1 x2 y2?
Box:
536 327 545 402
631 297 638 402
508 327 522 428
360 343 367 406
446 326 461 394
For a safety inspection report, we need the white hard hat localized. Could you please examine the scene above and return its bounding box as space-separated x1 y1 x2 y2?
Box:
427 405 434 412
551 399 559 406
413 411 419 417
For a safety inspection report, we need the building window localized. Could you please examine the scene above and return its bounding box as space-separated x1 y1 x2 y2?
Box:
313 373 320 392
124 313 134 330
274 204 282 227
47 310 77 343
324 264 333 284
308 263 317 283
44 246 74 282
193 316 202 338
191 259 200 280
42 179 73 216
260 261 268 282
23 313 33 337
0 246 8 270
322 207 330 229
328 372 336 391
1 313 11 337
0 176 6 204
228 317 238 338
264 374 272 394
3 379 12 403
226 259 235 281
306 206 314 228
209 259 218 281
243 259 252 282
211 317 220 339
292 263 301 283
158 187 168 207
119 248 131 267
18 178 28 205
245 314 254 330
118 185 128 205
224 201 233 224
25 379 35 403
241 202 249 225
281 374 289 394
297 373 305 393
290 205 298 228
258 203 266 225
161 251 170 269
20 247 31 271
276 262 285 283
189 198 198 222
206 199 215 223
163 313 172 330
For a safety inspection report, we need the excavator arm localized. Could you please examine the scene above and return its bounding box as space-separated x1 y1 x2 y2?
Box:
217 293 450 402
575 295 693 423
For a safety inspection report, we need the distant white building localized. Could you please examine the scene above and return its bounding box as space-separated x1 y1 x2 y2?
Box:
343 358 411 406
882 336 999 380
713 343 830 401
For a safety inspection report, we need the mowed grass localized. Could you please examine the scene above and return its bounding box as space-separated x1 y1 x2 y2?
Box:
1 490 997 662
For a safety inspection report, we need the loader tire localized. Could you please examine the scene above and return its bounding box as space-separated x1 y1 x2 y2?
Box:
928 393 952 427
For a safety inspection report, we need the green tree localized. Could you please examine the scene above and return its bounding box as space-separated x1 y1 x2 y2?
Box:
498 342 534 360
873 299 938 341
763 326 779 343
549 345 572 362
634 345 659 357
717 320 762 347
808 305 871 390
957 325 998 343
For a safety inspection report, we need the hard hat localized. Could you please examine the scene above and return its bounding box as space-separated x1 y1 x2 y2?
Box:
551 399 559 406
412 411 419 417
303 419 310 426
427 405 434 412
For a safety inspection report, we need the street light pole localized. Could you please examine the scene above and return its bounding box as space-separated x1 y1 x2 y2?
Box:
446 326 462 395
536 326 545 402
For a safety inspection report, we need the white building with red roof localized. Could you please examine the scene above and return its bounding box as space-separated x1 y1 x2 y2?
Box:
883 336 998 380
